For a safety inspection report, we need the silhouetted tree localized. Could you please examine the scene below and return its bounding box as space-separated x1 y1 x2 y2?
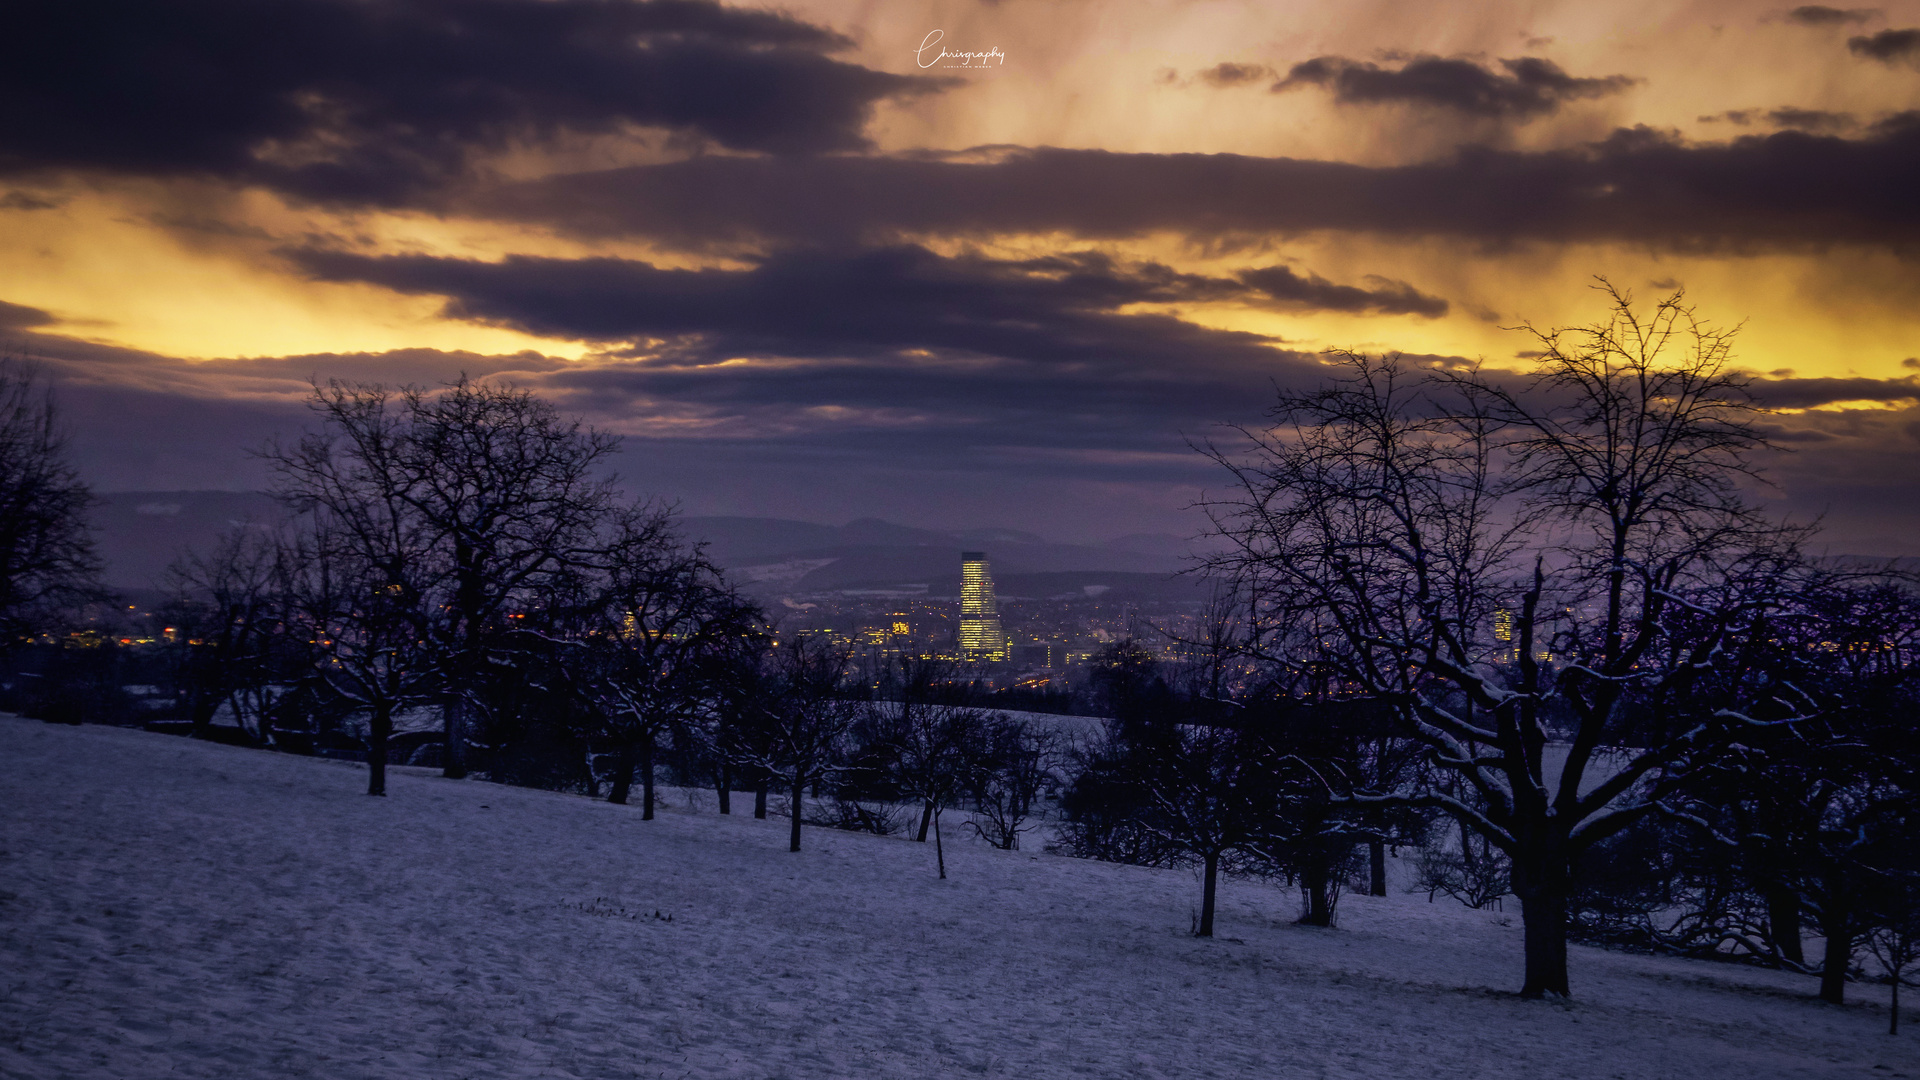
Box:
737 635 861 852
968 713 1058 853
1866 843 1920 1035
575 506 761 818
1203 283 1819 997
162 527 286 741
704 631 773 816
267 376 620 779
0 357 99 645
872 656 987 877
1135 717 1278 936
1662 573 1920 1002
279 509 440 796
1086 637 1174 726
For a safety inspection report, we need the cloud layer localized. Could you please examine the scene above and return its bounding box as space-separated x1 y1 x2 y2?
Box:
288 245 1447 356
2 0 938 203
467 119 1920 251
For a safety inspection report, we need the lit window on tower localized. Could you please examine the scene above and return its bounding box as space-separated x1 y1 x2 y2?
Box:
958 551 1007 661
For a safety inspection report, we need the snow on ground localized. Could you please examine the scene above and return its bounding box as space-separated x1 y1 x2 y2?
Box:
1 714 1912 1080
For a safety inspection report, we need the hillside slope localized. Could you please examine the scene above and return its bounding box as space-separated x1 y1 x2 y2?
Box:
0 717 1907 1079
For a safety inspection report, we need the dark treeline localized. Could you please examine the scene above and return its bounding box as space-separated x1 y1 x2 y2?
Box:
3 282 1919 1020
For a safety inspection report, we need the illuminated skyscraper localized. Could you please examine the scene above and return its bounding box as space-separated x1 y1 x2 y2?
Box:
958 551 1007 660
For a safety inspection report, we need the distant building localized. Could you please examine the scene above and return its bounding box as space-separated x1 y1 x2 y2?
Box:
958 551 1008 661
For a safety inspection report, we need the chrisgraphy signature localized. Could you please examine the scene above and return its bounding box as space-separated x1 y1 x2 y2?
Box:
916 30 1005 69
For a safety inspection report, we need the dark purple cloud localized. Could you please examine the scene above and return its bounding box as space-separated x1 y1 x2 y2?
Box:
1849 27 1920 62
1236 266 1447 317
467 118 1920 251
1786 6 1880 26
0 0 940 204
1701 107 1861 133
1272 55 1637 118
1743 374 1920 409
285 245 1447 364
0 300 56 331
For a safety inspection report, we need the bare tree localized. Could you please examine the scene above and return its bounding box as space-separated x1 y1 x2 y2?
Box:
704 632 774 816
736 635 861 853
575 506 761 818
1662 571 1920 1002
163 527 286 740
968 714 1058 853
279 509 440 796
1136 718 1276 936
1867 862 1920 1035
1202 283 1817 998
0 358 99 644
267 376 620 778
874 657 986 856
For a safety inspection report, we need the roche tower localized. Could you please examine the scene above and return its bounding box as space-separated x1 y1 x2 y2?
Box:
958 551 1007 661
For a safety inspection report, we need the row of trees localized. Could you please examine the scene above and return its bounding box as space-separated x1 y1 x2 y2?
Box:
1048 608 1919 1016
148 378 1066 858
0 360 1067 865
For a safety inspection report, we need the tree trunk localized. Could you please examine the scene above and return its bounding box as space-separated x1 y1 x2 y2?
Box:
1819 924 1851 1004
640 737 656 821
789 768 805 853
189 688 220 740
918 800 934 842
1198 848 1219 937
367 705 391 797
443 693 469 779
607 740 635 805
1519 888 1571 998
716 762 731 814
1892 966 1901 1036
754 773 769 819
934 808 946 879
1298 860 1334 927
1766 885 1805 966
1369 840 1388 898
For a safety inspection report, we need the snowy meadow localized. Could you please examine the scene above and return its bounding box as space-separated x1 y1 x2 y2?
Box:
1 715 1911 1080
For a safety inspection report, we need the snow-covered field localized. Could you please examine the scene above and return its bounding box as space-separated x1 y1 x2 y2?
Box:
1 715 1911 1080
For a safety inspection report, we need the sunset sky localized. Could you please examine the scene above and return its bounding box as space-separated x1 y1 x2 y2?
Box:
6 0 1920 550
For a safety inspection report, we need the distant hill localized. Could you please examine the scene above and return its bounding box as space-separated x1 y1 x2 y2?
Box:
86 494 1200 596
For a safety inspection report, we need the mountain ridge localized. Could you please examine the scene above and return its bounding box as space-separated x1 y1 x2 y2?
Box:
85 492 1195 592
